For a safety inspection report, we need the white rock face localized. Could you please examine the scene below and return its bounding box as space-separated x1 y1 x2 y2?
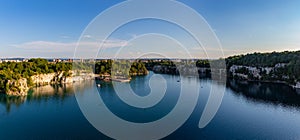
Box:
230 65 300 89
6 71 96 96
294 82 300 89
262 67 273 75
30 71 76 85
230 65 261 79
6 78 29 96
31 73 57 85
61 77 73 84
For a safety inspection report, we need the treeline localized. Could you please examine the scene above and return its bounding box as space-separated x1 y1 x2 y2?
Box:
144 60 175 70
94 60 148 77
226 51 300 67
144 59 210 69
0 59 72 80
143 59 212 76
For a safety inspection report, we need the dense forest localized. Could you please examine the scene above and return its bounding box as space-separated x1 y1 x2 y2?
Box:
144 59 210 69
226 51 300 67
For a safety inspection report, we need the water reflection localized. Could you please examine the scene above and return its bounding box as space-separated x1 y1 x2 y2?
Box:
227 80 300 108
0 95 26 113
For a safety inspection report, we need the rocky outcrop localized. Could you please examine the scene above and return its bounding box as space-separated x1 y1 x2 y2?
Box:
61 77 73 84
5 71 98 96
31 73 57 86
229 65 261 79
6 78 29 96
31 71 73 86
229 64 300 88
5 71 79 96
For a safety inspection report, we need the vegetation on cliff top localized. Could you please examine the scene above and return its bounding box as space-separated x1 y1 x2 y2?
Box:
226 51 300 67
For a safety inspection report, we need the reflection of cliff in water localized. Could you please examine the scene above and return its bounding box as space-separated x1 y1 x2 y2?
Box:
0 95 26 113
0 82 94 113
227 80 300 108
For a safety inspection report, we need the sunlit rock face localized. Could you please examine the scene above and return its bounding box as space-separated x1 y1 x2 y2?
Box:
6 78 29 96
6 71 96 96
31 73 57 86
5 71 75 96
30 71 74 86
294 82 300 89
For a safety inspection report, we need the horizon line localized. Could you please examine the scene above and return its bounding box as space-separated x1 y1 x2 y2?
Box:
0 49 298 60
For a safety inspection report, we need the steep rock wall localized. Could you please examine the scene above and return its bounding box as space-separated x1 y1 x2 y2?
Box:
6 78 29 96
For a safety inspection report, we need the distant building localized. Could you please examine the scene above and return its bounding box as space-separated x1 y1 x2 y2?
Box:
53 59 62 62
3 60 20 63
0 58 28 63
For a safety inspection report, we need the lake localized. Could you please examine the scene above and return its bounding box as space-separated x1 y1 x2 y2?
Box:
1 72 300 140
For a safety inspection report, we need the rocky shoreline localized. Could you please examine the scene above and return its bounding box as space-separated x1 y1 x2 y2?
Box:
229 64 300 89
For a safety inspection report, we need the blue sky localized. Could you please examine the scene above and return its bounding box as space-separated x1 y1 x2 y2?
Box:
0 0 299 58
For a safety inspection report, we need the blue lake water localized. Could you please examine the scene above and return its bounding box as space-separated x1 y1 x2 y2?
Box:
1 72 300 140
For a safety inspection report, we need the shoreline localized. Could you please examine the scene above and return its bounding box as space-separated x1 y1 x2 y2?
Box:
2 70 299 96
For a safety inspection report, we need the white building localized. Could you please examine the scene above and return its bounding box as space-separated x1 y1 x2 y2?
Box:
3 60 20 63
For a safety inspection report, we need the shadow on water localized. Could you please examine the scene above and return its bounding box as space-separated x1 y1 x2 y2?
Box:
0 84 76 113
227 79 300 108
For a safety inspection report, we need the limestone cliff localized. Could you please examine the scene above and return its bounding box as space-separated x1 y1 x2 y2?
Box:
6 78 29 96
229 65 300 89
4 71 97 96
31 71 73 86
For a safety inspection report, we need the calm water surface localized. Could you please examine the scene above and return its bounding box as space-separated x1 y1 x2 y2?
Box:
1 72 300 140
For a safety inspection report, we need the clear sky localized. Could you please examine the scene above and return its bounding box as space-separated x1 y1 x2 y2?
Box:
0 0 299 58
